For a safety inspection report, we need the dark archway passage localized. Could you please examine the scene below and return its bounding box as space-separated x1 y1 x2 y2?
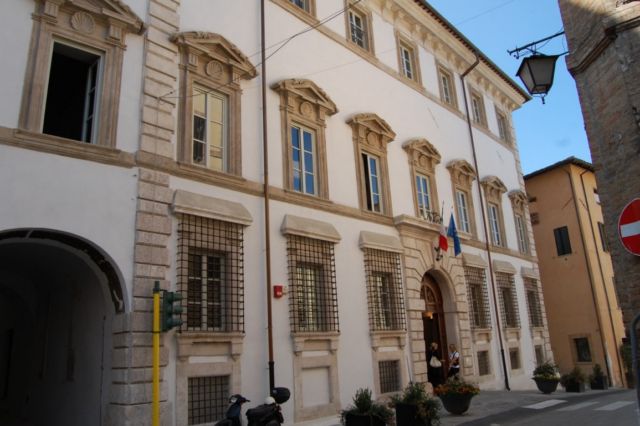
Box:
421 273 448 373
0 230 124 426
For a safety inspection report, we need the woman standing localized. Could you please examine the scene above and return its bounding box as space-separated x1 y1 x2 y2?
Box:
427 342 444 388
448 344 460 379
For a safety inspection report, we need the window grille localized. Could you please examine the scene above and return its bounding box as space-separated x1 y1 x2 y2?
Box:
177 214 244 332
477 351 490 376
524 278 543 328
464 266 491 328
364 249 406 331
287 235 339 332
188 375 229 425
496 273 520 328
379 360 401 394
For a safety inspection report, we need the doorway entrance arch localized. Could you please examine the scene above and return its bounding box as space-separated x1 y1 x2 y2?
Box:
0 228 125 426
421 273 448 373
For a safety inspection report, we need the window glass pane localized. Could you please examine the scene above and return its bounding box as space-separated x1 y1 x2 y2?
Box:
574 338 592 362
193 88 206 116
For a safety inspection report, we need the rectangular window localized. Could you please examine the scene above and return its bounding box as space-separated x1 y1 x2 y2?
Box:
438 67 455 106
509 348 521 370
178 214 244 332
515 214 529 254
415 174 432 218
525 278 543 328
535 345 544 366
364 249 406 331
291 125 316 195
554 226 572 256
496 111 509 142
43 42 102 143
379 360 401 394
188 375 229 425
362 152 382 213
348 9 368 50
598 222 609 252
290 0 310 12
594 188 600 204
477 351 490 376
192 87 228 172
456 190 471 233
574 337 592 362
470 92 486 125
287 236 339 333
399 42 415 80
488 203 502 246
496 272 519 328
464 266 491 329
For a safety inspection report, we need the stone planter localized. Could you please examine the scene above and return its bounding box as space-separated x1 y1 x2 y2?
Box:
438 393 474 415
590 376 609 390
533 378 560 394
344 413 386 426
564 382 586 393
395 402 431 426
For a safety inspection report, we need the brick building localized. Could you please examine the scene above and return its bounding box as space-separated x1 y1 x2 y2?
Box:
557 1 640 330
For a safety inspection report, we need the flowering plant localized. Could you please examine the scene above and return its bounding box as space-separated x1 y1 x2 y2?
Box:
434 377 480 397
532 361 560 381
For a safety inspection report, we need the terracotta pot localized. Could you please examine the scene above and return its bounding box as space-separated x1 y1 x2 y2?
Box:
438 393 474 415
533 378 559 394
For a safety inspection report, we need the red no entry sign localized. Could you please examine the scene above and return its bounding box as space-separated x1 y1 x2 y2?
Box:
619 198 640 256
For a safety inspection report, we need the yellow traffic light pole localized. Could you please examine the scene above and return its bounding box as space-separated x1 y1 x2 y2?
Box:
152 282 160 426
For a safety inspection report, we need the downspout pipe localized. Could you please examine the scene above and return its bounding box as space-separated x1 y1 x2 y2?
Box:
564 167 612 383
460 52 511 391
578 170 625 386
261 0 275 392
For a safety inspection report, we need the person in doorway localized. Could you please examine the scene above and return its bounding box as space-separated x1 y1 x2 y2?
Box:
448 344 460 379
427 342 444 387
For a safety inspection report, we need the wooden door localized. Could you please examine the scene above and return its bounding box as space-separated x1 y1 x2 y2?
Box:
421 274 448 371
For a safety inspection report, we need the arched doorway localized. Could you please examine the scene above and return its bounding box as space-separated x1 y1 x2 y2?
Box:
0 229 124 426
421 274 448 371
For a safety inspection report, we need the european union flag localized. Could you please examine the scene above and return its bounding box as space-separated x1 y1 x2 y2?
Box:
447 213 461 256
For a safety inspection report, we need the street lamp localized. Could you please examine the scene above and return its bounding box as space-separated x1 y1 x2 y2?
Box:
516 54 560 101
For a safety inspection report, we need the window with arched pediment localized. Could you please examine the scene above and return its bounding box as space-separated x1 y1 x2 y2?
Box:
20 0 144 147
447 159 478 236
348 113 396 215
403 138 441 224
173 32 257 176
272 79 337 199
481 176 508 247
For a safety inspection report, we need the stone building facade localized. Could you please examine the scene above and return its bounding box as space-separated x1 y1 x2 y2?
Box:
557 0 640 330
0 1 551 425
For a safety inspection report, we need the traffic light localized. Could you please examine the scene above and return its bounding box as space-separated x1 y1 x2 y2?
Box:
161 290 183 331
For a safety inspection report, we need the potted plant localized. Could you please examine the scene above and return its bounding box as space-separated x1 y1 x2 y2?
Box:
434 377 479 415
589 364 609 390
341 388 393 426
560 367 586 393
532 361 560 394
390 382 440 426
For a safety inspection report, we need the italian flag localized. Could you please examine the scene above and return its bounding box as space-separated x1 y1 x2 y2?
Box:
439 221 449 253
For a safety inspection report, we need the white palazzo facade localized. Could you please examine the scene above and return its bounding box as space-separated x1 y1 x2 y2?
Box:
0 0 552 425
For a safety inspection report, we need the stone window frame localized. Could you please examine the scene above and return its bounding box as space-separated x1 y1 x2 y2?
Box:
173 32 257 176
468 86 488 127
494 267 520 330
570 334 593 364
495 107 512 145
508 346 522 371
273 79 337 200
447 159 478 238
344 0 374 54
437 63 458 109
349 113 396 216
395 32 422 85
403 138 442 224
288 0 316 16
19 0 144 148
509 190 530 254
463 265 492 330
524 277 544 328
481 176 508 248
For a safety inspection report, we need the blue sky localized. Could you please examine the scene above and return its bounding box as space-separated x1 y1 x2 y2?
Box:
426 0 591 175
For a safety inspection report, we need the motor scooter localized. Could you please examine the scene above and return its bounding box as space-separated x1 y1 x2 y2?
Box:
215 387 290 426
